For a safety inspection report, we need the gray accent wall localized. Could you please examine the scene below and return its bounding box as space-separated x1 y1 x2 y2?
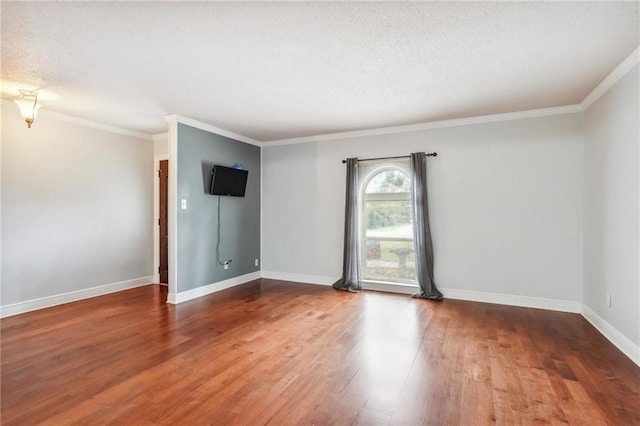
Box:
1 102 153 305
177 124 260 292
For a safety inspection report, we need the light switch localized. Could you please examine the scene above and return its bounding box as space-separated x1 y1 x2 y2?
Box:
181 199 187 210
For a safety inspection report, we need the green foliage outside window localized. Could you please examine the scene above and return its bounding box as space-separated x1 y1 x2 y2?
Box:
367 203 411 229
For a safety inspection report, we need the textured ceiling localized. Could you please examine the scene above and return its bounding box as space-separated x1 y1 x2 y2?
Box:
1 2 638 141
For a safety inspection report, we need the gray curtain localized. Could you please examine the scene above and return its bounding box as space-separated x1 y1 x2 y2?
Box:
410 152 443 300
333 158 362 292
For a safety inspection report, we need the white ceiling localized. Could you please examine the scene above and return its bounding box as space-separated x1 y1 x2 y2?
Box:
1 2 638 141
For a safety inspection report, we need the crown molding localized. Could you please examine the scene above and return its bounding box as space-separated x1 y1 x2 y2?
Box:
165 114 261 147
259 44 640 147
1 99 153 140
264 104 583 146
6 45 636 146
581 45 640 110
40 110 154 140
43 111 154 140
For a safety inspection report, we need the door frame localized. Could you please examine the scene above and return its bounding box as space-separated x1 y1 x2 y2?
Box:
153 153 169 285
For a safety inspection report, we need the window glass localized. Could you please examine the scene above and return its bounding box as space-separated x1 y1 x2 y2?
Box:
365 169 410 193
360 162 415 283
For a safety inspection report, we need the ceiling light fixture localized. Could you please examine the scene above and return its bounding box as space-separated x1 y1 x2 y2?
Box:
14 90 42 128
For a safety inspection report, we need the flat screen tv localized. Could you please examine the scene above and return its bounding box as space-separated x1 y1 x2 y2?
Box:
210 165 248 197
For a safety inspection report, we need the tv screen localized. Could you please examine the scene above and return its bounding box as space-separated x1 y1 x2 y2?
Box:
210 165 248 197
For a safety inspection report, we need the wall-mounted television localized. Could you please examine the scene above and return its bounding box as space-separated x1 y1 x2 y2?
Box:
210 165 248 197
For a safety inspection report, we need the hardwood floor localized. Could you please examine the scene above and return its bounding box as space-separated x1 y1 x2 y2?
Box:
2 280 639 425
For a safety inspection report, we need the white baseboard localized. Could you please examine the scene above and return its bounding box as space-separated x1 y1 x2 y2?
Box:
364 284 581 314
259 273 581 313
441 287 582 313
0 276 153 318
261 271 336 286
167 271 262 304
581 304 640 367
3 270 637 367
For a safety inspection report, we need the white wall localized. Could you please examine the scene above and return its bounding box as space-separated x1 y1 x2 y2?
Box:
1 102 154 310
153 133 168 156
583 64 639 349
263 113 584 306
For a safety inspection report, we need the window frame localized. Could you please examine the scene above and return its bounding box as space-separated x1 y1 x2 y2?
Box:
359 160 416 284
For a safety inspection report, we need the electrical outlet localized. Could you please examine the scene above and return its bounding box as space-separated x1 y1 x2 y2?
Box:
330 259 337 269
224 263 229 270
606 293 612 308
180 199 187 210
255 259 259 267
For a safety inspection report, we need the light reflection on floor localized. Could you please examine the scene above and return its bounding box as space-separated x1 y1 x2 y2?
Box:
353 292 426 413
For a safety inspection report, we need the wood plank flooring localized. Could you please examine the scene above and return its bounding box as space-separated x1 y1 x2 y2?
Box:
2 280 639 425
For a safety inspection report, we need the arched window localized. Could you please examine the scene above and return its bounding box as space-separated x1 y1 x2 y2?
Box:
360 161 415 283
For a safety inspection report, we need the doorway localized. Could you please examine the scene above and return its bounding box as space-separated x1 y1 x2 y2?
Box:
159 159 169 284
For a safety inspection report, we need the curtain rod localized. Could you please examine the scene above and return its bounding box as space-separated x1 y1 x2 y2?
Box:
341 153 437 164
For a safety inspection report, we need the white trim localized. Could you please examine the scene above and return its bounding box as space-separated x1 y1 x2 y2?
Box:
581 46 640 110
441 287 582 313
261 272 582 312
581 304 640 367
260 273 581 313
0 100 154 141
0 106 3 309
153 153 169 284
165 115 179 299
0 276 153 318
166 292 178 304
2 45 635 149
245 45 639 146
259 144 263 272
167 114 261 147
261 271 335 286
263 105 583 146
167 271 261 304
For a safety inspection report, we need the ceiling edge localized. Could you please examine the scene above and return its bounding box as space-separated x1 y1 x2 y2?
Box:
40 109 153 141
265 44 640 147
264 104 584 147
6 45 636 146
1 99 154 141
581 45 640 110
167 114 261 147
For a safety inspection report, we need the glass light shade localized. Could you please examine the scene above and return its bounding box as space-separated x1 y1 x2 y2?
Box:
14 98 42 127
